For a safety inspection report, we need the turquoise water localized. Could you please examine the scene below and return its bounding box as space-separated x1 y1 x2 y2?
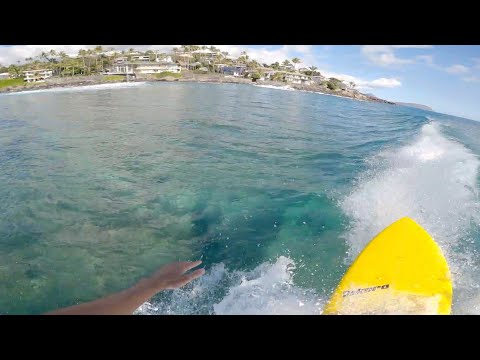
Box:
1 82 480 314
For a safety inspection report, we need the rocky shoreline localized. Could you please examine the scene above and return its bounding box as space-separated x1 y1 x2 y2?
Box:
0 73 395 105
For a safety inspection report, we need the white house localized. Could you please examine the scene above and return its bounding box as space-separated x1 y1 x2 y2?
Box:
282 72 313 85
134 62 181 74
131 55 150 62
114 57 128 64
108 63 135 74
192 49 220 60
23 69 53 83
0 72 10 80
156 55 173 63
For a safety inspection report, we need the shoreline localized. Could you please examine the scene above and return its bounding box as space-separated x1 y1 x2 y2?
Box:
0 73 395 105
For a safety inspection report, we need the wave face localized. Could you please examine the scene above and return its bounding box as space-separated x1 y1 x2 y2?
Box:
340 122 480 314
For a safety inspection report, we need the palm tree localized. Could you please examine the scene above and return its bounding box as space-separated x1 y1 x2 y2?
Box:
282 60 291 68
309 66 317 75
349 81 356 90
248 60 260 70
8 64 22 78
173 47 179 62
78 49 87 73
129 48 135 53
291 57 301 71
93 46 104 72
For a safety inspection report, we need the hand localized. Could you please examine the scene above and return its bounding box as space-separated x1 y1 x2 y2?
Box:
146 261 205 290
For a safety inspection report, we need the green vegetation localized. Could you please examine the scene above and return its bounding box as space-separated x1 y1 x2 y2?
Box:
103 75 124 82
326 78 344 91
0 78 24 89
251 72 261 82
155 72 182 79
272 72 285 82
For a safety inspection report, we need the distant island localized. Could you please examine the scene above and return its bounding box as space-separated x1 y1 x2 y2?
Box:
395 102 433 111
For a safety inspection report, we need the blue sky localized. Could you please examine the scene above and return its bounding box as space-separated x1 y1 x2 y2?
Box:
1 45 479 120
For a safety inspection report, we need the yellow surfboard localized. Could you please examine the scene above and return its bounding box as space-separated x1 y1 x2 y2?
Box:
323 217 452 315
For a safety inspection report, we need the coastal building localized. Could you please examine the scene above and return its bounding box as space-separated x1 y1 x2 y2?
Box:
156 56 173 63
279 64 296 72
222 65 246 77
23 69 53 83
131 55 150 62
214 64 227 71
0 72 10 79
108 63 135 75
114 57 128 64
134 62 181 74
192 49 220 60
178 61 201 70
281 72 313 85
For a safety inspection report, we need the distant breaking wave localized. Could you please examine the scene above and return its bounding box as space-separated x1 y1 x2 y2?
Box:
1 81 147 96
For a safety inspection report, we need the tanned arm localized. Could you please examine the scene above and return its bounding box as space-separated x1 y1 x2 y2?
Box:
45 261 205 315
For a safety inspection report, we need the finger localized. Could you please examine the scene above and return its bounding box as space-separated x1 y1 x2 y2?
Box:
181 268 205 285
180 260 202 272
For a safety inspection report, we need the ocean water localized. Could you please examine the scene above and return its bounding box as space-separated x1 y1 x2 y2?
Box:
1 82 479 314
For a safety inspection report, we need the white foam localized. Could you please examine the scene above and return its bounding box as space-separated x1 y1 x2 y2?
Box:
1 81 147 96
135 256 323 315
254 84 296 91
341 122 480 314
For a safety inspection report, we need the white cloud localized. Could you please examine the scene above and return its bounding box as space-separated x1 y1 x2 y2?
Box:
361 45 433 66
415 55 475 82
446 64 470 74
319 68 401 90
417 55 434 65
462 75 480 83
283 45 313 54
369 77 402 88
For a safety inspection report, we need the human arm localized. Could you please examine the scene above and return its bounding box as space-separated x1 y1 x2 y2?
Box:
45 261 205 315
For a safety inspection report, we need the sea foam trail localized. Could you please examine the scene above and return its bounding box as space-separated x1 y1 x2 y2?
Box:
136 256 324 315
1 81 146 96
254 84 296 91
340 122 480 314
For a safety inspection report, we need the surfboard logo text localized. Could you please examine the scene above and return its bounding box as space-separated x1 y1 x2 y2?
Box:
342 284 390 297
